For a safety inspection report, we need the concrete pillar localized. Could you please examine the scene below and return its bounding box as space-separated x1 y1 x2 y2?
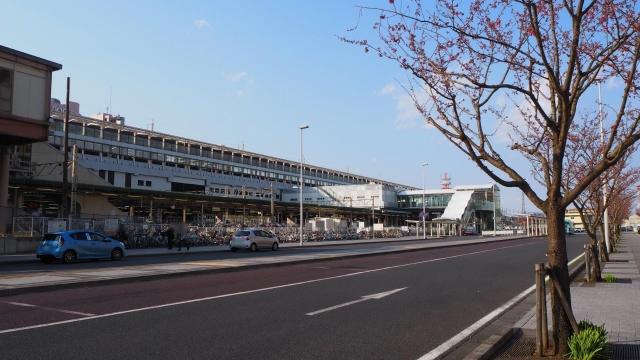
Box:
0 146 9 234
14 188 23 216
182 207 187 224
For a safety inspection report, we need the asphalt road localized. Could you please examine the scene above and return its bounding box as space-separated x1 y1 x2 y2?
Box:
0 235 587 360
0 235 506 273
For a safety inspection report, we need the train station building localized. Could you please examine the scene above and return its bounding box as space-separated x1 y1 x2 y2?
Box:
1 45 501 253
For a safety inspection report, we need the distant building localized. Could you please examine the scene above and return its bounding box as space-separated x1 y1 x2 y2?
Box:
50 98 79 115
565 208 594 231
623 214 640 231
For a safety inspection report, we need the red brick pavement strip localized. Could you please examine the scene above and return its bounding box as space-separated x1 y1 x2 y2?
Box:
0 237 544 332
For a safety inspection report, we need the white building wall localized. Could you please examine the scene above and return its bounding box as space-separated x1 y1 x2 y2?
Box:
282 184 396 209
113 172 126 188
132 175 171 191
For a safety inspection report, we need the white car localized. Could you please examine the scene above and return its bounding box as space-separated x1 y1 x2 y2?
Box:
230 229 279 252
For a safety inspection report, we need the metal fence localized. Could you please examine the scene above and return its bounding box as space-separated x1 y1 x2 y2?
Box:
9 214 414 248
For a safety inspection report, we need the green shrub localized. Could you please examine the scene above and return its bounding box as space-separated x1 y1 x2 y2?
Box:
602 273 617 283
568 321 608 360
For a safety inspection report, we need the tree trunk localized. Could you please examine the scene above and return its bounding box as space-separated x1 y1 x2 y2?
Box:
546 208 573 354
587 238 602 282
598 237 609 262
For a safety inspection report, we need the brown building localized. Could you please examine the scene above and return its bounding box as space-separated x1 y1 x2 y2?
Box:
0 45 62 234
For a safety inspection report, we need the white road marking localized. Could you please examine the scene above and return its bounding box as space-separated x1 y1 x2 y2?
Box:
0 241 536 335
416 252 585 360
3 301 96 317
306 287 407 316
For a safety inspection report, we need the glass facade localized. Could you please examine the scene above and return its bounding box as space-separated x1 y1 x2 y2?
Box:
397 193 453 209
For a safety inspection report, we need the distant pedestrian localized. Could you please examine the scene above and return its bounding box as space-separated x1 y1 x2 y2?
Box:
165 225 175 250
116 223 129 247
177 223 190 251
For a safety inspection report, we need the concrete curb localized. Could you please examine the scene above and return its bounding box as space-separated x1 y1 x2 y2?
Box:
0 235 536 297
462 253 586 360
463 328 520 360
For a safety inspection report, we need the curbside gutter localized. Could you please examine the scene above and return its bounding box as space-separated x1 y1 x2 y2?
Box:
417 252 586 360
0 235 537 297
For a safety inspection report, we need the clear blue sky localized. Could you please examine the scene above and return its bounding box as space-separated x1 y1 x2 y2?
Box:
2 1 631 212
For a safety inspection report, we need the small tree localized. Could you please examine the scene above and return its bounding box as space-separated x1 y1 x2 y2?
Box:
564 116 640 280
346 0 640 353
608 183 637 248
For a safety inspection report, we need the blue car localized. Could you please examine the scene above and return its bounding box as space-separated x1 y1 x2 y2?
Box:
36 230 126 264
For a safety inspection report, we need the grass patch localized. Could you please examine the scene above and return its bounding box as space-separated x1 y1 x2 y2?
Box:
602 273 617 283
567 320 609 360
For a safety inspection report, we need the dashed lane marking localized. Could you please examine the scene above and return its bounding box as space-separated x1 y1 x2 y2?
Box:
3 301 96 317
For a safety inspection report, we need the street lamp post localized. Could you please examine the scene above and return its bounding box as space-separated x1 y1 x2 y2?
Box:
493 184 497 236
299 125 309 246
421 162 428 239
598 82 611 253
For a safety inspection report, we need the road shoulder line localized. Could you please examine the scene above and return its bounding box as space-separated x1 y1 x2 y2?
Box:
416 252 585 360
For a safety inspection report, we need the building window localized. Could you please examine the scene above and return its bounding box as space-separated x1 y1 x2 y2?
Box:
137 180 144 186
69 122 83 135
85 126 101 138
120 132 134 144
135 136 148 146
145 180 152 187
103 128 118 141
150 138 163 149
0 68 12 113
165 140 176 152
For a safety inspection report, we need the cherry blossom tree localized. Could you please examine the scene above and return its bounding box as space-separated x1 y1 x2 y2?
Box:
345 0 640 353
565 116 639 280
608 181 638 247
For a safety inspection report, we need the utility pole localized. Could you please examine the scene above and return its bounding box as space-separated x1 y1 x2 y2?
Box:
493 184 497 236
242 185 246 228
599 82 611 252
371 195 375 240
69 144 78 223
61 77 70 221
270 182 275 224
299 125 309 246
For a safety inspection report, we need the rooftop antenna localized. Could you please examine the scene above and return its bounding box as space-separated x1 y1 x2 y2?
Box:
440 172 451 189
108 86 112 114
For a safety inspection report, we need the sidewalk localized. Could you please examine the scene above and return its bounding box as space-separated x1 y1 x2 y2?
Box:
494 233 640 359
0 234 529 295
0 235 427 265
